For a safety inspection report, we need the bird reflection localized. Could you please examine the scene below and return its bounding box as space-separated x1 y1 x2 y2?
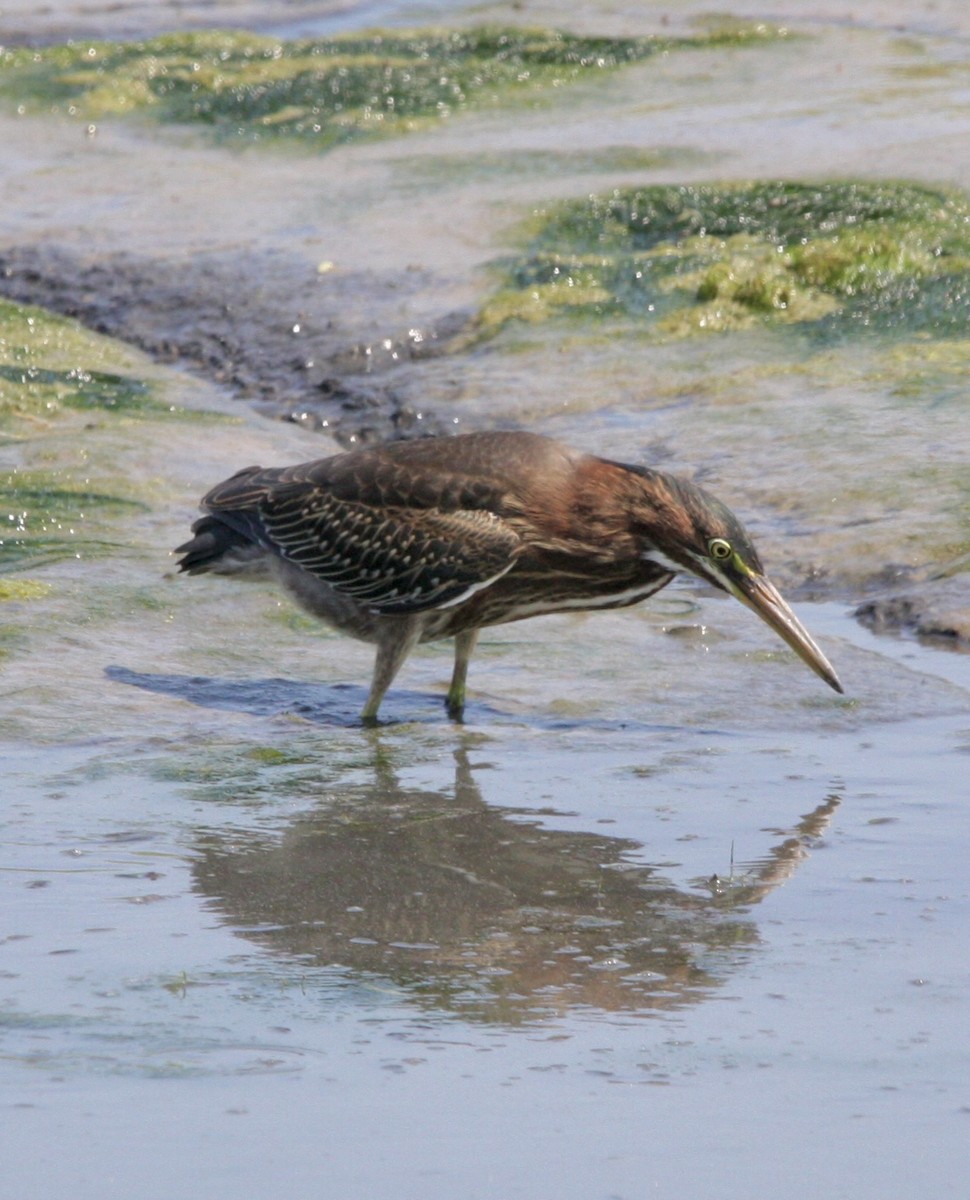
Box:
192 745 839 1022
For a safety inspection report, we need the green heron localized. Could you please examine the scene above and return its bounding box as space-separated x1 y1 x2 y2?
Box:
176 430 841 721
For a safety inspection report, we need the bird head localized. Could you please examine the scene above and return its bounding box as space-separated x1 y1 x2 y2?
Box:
623 465 843 694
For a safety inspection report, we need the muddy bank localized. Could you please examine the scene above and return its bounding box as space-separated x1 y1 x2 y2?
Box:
0 243 465 445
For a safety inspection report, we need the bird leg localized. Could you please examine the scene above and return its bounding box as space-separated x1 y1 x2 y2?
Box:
361 616 424 723
446 628 480 721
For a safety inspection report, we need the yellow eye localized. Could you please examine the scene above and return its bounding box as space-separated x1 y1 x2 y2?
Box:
708 538 732 561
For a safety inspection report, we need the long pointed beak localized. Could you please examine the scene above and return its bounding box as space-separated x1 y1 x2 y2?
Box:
730 573 843 694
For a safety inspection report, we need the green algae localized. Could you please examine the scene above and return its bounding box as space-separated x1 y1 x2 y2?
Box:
0 363 155 419
480 181 970 343
0 623 25 663
0 299 168 425
0 25 785 150
0 470 145 570
391 145 712 188
0 578 51 601
0 301 164 569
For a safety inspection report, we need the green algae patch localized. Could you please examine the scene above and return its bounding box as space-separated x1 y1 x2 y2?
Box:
0 470 145 570
391 145 712 189
0 25 786 150
0 300 186 570
0 299 168 426
0 578 50 601
480 181 970 343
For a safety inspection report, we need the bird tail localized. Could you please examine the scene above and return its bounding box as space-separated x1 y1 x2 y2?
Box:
175 464 280 577
174 512 271 577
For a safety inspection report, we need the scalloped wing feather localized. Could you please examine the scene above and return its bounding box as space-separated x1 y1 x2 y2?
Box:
261 488 522 613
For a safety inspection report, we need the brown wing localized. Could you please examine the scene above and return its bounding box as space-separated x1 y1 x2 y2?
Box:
197 446 526 614
261 486 522 613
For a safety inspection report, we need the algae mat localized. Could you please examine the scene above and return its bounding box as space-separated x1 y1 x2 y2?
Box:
482 180 970 340
0 23 782 149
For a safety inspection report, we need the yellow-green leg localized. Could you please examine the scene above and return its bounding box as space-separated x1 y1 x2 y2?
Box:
446 629 479 721
361 617 422 723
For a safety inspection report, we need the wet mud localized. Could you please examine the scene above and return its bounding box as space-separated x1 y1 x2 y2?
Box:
0 242 465 445
855 576 970 645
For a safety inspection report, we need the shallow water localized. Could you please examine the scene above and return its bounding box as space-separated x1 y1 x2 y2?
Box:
2 373 968 1198
1 1 970 1198
3 599 969 1197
